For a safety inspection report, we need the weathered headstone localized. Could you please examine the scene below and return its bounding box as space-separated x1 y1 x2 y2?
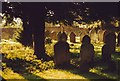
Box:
104 32 116 54
60 32 67 42
79 35 95 72
102 38 117 72
57 32 62 41
70 32 76 43
102 44 111 62
103 30 112 43
54 33 70 68
89 28 98 43
102 45 117 72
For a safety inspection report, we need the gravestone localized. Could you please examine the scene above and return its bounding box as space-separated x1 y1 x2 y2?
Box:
98 29 104 42
102 44 117 72
60 32 67 42
45 30 51 38
103 30 112 43
70 32 76 43
57 32 62 41
102 44 111 63
104 32 116 54
54 34 70 68
50 32 57 40
102 32 116 72
117 32 120 46
89 29 98 43
79 35 95 72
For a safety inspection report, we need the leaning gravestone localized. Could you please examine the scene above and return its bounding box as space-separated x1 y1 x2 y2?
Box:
50 32 57 40
89 28 98 43
54 34 70 68
70 32 76 43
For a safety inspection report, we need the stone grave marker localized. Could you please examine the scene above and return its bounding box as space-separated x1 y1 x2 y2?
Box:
54 33 70 68
103 30 112 43
57 32 62 41
104 32 116 54
79 35 95 72
70 32 76 43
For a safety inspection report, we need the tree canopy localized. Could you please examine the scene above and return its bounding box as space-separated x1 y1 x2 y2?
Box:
2 2 120 26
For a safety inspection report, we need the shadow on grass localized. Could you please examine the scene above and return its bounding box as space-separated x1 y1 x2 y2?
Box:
70 52 79 58
73 71 108 79
70 58 119 80
63 52 119 80
67 67 118 81
2 56 47 81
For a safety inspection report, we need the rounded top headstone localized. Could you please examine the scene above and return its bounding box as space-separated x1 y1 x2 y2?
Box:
59 32 67 42
82 35 91 44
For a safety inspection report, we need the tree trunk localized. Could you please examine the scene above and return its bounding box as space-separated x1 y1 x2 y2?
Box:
28 3 46 60
32 19 45 59
22 18 33 47
21 3 49 60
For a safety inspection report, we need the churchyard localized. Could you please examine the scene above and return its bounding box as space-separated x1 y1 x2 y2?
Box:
0 28 120 80
1 2 120 80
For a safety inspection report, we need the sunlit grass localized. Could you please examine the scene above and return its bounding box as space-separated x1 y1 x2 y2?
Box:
33 69 89 79
90 67 117 79
116 46 120 52
1 39 120 80
1 40 55 80
0 68 27 80
1 40 35 61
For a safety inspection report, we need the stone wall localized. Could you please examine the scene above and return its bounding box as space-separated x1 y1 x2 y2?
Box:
0 28 19 40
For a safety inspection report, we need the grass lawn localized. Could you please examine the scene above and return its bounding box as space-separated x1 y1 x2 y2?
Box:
0 38 120 81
